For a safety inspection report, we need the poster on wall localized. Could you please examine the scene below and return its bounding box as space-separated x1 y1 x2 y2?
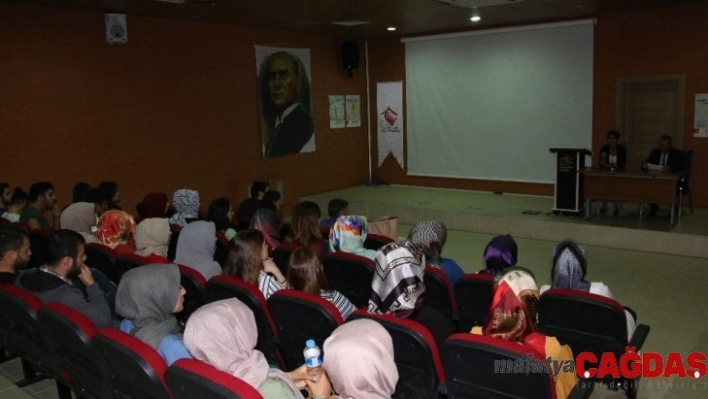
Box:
694 94 708 137
329 95 345 129
255 45 315 159
345 95 361 127
377 81 404 167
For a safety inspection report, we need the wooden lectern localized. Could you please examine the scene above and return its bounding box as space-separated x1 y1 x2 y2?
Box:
549 148 591 213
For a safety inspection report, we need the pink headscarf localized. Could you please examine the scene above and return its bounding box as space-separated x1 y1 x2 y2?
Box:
183 299 302 396
323 319 398 399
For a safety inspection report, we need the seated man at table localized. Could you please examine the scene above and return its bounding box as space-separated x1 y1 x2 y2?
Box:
641 135 684 216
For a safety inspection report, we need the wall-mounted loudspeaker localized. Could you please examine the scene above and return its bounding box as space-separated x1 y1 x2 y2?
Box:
341 41 359 78
105 13 127 44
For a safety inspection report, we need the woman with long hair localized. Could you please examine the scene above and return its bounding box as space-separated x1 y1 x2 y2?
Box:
224 229 287 300
290 201 326 256
207 197 237 240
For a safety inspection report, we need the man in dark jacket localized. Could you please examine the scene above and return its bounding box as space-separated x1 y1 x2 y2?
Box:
641 135 684 216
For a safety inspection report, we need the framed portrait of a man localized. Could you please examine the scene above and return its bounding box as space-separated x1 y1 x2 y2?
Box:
255 46 315 159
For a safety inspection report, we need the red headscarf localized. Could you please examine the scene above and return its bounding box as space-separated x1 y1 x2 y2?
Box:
141 192 168 218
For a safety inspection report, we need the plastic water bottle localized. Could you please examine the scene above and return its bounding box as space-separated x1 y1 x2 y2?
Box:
303 339 322 382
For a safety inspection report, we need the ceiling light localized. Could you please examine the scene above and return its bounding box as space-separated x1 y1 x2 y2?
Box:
332 20 372 27
387 27 397 31
470 9 481 22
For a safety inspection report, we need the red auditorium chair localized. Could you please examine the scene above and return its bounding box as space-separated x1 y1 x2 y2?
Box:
271 242 300 276
167 224 182 262
206 275 285 368
177 265 208 322
453 273 494 332
267 290 344 370
165 358 264 399
38 303 112 399
363 233 394 251
538 288 650 399
424 266 458 320
440 333 592 399
322 252 375 308
214 231 230 267
86 243 119 284
348 309 445 399
0 285 73 399
93 327 172 399
114 253 149 280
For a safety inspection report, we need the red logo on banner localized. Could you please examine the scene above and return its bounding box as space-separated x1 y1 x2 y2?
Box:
381 107 398 126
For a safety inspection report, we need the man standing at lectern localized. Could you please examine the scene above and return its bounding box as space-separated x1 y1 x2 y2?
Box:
641 135 684 216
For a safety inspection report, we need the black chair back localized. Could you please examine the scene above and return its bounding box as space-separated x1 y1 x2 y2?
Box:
454 273 494 332
423 266 457 320
165 359 264 399
85 243 119 284
322 252 375 308
177 265 208 322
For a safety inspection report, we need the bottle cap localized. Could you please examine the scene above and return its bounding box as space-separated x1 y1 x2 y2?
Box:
306 339 315 348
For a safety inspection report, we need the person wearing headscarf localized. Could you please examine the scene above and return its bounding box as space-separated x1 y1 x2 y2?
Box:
169 189 200 228
184 299 306 399
250 208 283 252
60 201 99 243
96 210 136 255
407 220 464 286
471 267 577 399
134 218 171 264
116 264 190 366
308 319 398 399
540 239 636 340
368 241 454 350
174 220 221 281
138 192 169 219
478 234 518 277
329 215 376 260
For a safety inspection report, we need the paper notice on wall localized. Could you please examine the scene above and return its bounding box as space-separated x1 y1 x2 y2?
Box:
329 95 345 129
377 81 404 168
694 94 708 137
345 95 361 127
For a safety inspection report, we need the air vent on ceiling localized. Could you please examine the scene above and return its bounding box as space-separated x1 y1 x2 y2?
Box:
435 0 524 9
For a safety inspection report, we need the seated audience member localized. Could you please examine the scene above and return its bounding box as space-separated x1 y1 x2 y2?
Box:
184 299 307 399
0 227 30 284
1 188 29 223
96 210 136 255
224 229 287 300
328 215 376 260
0 183 10 216
598 130 627 215
250 208 284 252
134 218 171 264
207 197 237 241
290 201 327 257
84 188 110 217
368 241 454 350
641 135 684 216
478 234 518 277
261 190 284 212
72 182 91 204
174 220 222 281
288 247 355 320
16 230 112 328
407 220 464 286
98 181 122 210
320 198 348 230
308 319 398 399
136 192 169 219
472 267 577 399
169 189 200 228
116 264 191 366
60 201 99 243
540 239 636 340
21 181 60 230
236 181 269 225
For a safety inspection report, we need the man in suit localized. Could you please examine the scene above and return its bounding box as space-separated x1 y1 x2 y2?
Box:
261 52 314 159
641 135 684 216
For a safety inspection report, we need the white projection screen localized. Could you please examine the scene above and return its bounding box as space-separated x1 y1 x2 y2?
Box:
405 20 594 183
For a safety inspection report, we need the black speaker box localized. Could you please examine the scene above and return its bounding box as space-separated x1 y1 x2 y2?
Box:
341 41 360 70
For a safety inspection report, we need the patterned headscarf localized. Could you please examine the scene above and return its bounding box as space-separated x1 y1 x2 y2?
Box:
480 235 518 276
483 267 539 343
323 319 398 399
249 209 282 250
116 264 182 349
407 220 447 267
368 241 426 318
96 210 135 248
134 218 170 258
329 215 376 258
184 299 302 395
169 189 200 227
551 240 590 292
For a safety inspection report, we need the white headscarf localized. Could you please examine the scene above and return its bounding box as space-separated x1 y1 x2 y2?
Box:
135 218 170 258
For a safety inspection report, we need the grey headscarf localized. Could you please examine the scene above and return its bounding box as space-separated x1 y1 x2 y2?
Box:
407 220 447 266
174 220 221 281
169 189 200 227
551 240 591 292
115 264 181 349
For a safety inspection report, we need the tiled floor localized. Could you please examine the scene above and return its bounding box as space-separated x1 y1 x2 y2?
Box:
2 184 706 398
